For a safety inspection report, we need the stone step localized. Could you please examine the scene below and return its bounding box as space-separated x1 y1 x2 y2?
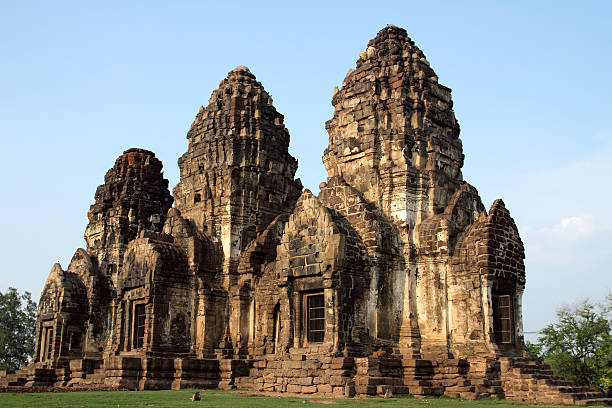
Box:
403 378 434 387
555 386 590 394
540 378 574 386
354 376 404 386
569 391 611 401
408 385 445 396
504 358 555 367
402 373 434 380
475 385 503 395
84 373 107 382
386 385 410 394
355 383 444 397
516 368 555 376
532 375 559 381
575 397 612 406
355 384 377 395
234 376 253 388
171 379 219 390
469 377 501 386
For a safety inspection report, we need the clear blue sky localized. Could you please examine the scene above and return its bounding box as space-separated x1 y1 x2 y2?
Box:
1 1 611 340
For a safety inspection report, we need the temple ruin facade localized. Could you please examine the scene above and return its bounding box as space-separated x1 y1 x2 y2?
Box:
2 26 606 405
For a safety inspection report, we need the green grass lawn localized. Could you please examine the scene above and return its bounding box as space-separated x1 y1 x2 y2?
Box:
0 389 595 408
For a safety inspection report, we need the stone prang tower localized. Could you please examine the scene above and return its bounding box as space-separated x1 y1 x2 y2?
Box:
3 25 605 406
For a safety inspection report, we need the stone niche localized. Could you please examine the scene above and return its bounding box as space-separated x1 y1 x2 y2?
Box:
5 24 604 407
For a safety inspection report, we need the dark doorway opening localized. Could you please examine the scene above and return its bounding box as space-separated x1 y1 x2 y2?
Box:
492 292 514 344
306 294 325 343
133 304 146 349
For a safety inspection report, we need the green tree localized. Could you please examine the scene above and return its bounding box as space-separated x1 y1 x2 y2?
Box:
531 295 611 387
525 340 543 357
0 287 37 370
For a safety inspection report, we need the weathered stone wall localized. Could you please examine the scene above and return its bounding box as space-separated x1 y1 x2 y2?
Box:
162 208 225 357
113 232 193 355
78 149 174 359
448 199 526 358
273 190 370 356
414 184 486 359
85 148 173 282
242 356 357 396
234 214 287 356
35 263 88 365
319 176 407 348
65 248 111 356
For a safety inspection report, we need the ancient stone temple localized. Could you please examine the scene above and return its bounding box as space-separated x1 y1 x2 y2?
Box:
2 25 608 405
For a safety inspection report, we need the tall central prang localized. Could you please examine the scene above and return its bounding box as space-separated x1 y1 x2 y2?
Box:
324 25 463 229
173 66 302 286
